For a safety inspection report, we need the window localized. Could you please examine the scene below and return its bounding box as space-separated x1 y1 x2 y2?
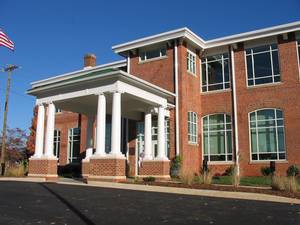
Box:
68 128 81 163
188 112 198 144
201 53 230 92
246 44 280 86
55 108 62 113
187 50 196 75
53 129 60 158
203 114 233 162
249 109 286 161
140 47 166 62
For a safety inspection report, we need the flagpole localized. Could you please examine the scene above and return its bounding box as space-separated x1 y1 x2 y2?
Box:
0 65 18 176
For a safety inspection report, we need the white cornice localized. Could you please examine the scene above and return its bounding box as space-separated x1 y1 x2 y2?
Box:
112 21 300 53
31 59 127 88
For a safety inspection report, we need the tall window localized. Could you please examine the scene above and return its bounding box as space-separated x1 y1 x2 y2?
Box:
201 53 230 92
249 109 286 161
246 44 280 86
140 46 166 62
53 129 60 158
203 114 232 162
187 50 196 75
68 128 81 163
188 112 198 144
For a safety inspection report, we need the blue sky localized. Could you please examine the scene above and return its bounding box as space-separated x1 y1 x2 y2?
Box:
0 0 299 132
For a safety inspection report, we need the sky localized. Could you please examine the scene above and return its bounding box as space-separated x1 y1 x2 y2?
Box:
0 0 300 132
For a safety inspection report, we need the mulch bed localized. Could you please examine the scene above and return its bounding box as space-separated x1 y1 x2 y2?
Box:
122 180 300 200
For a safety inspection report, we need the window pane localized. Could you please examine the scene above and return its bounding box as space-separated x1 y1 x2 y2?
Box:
203 133 208 154
253 52 272 78
258 127 276 153
257 109 275 120
246 55 253 79
227 131 232 153
272 51 280 75
146 49 160 59
251 130 257 153
278 127 285 152
209 131 225 154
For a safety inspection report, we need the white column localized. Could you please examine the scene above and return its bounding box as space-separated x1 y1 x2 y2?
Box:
110 91 123 157
95 94 106 156
33 104 45 158
44 103 56 158
144 111 152 160
156 106 167 160
85 116 94 159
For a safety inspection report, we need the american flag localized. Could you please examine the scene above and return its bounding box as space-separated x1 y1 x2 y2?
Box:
0 29 14 51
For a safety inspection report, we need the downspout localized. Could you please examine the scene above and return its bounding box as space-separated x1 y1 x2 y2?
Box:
174 39 180 156
230 45 240 176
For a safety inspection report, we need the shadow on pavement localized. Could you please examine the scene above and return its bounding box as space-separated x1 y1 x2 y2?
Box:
39 183 96 225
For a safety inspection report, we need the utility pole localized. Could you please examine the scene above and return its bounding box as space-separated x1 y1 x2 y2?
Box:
0 65 19 176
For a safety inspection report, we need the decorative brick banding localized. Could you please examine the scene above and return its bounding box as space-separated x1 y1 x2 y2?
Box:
88 158 126 182
139 160 170 179
28 158 58 181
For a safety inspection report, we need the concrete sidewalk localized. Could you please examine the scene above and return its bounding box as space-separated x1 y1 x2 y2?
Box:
0 177 299 205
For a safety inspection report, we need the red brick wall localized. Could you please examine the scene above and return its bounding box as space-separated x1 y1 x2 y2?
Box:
130 45 175 93
233 33 300 176
177 42 202 175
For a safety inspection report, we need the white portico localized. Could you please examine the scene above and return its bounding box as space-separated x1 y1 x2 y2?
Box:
28 65 174 181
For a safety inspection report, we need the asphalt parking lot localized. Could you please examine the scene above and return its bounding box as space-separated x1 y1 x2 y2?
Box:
0 181 299 225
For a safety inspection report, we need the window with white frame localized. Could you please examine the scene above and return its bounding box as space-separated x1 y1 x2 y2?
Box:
139 46 166 62
188 112 198 144
201 53 230 92
53 129 60 158
55 108 62 113
187 50 196 75
203 114 233 162
68 127 81 163
249 109 286 161
246 44 280 86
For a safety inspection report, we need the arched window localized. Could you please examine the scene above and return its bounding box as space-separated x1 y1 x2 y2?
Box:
188 111 198 144
202 114 232 162
249 109 286 161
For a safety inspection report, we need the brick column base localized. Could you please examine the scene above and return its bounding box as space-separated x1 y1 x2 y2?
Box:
82 159 90 180
139 160 170 180
87 157 126 182
28 158 58 182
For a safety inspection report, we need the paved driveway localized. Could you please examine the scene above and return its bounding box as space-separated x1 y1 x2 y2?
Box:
0 181 299 225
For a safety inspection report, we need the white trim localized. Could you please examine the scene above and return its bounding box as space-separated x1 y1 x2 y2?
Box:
112 21 300 54
174 40 180 156
296 38 300 82
230 48 240 176
187 49 197 75
31 60 127 88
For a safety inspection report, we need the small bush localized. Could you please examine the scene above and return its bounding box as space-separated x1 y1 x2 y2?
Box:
286 165 299 177
230 165 240 187
199 168 213 185
284 176 298 193
5 164 27 177
261 166 273 176
224 166 234 176
143 176 156 182
271 175 285 191
179 169 195 185
170 156 182 178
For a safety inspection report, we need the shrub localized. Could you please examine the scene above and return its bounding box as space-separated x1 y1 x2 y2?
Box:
5 164 27 177
199 168 213 185
230 165 240 187
170 156 182 178
143 176 155 182
286 165 299 177
179 169 195 185
224 166 234 176
261 166 273 176
284 176 298 193
271 175 285 191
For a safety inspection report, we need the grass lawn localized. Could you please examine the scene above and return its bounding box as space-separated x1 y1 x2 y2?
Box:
212 176 300 187
212 176 272 186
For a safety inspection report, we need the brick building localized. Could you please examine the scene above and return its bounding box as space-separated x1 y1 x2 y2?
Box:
27 21 300 181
